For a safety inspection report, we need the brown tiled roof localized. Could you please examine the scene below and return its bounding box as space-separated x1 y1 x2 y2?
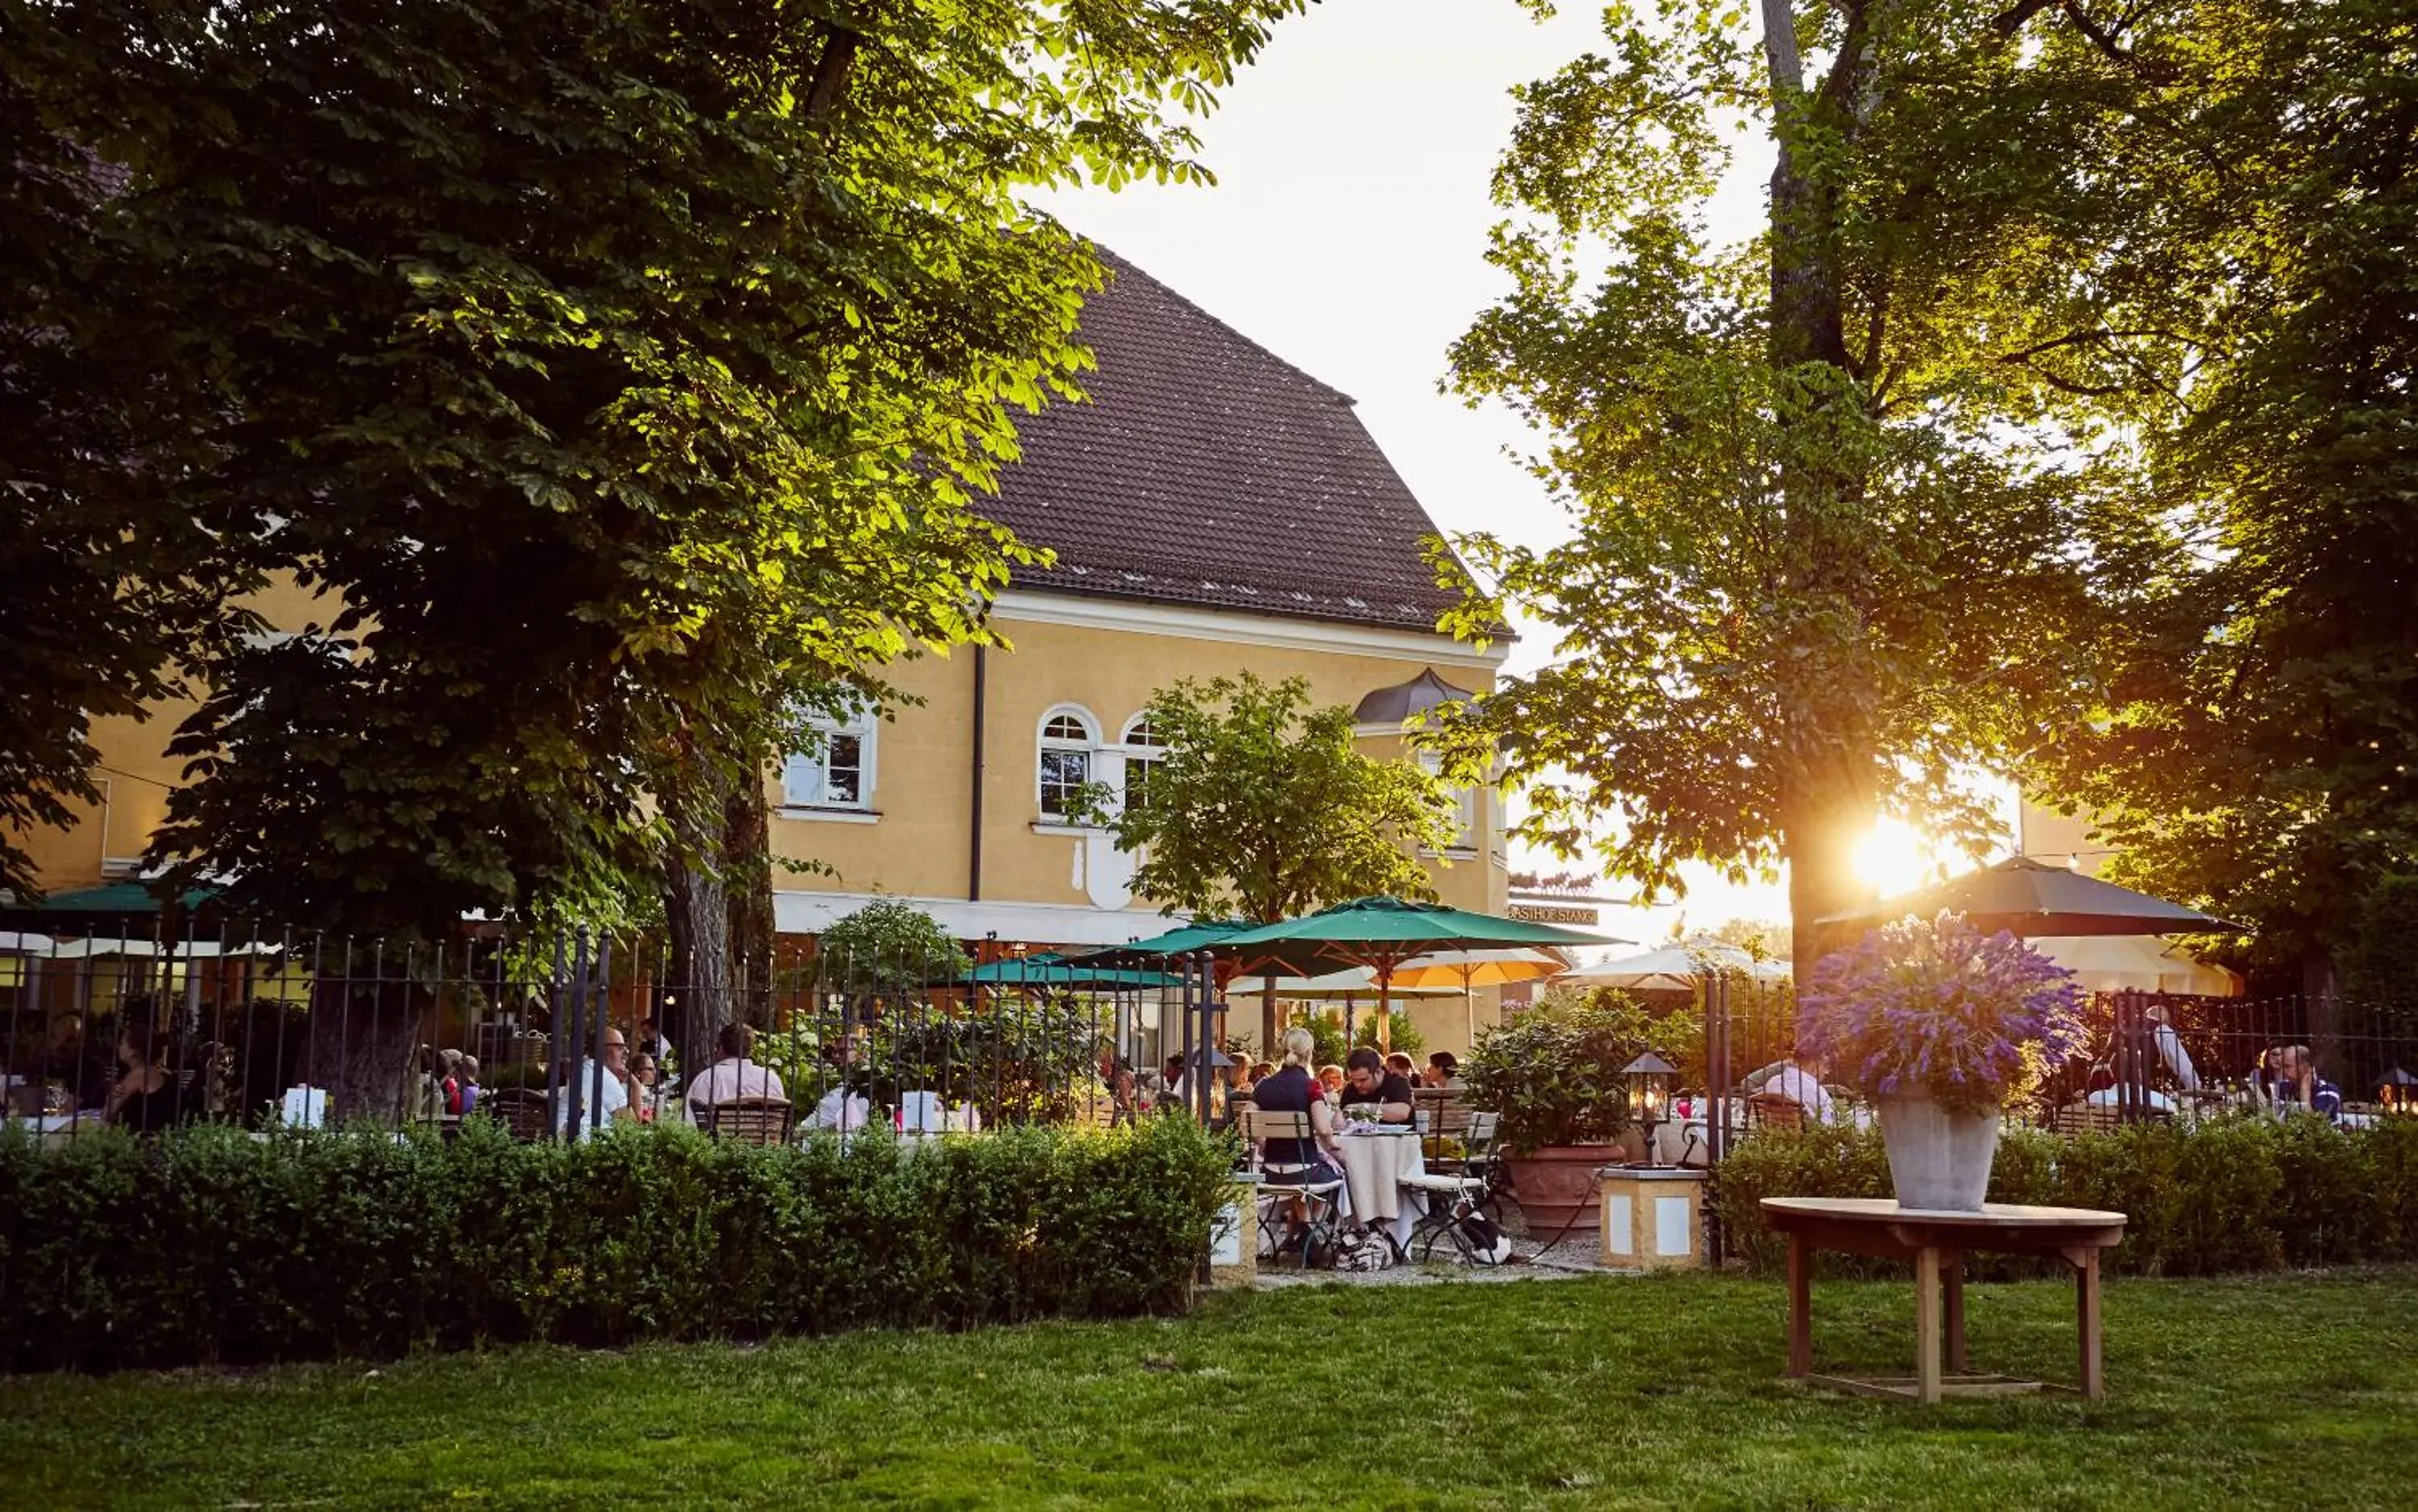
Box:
986 248 1466 634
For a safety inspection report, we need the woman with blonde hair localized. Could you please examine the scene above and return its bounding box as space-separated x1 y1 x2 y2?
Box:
1253 1028 1345 1182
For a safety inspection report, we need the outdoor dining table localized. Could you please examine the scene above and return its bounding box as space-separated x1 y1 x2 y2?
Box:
1759 1196 2128 1405
1333 1125 1427 1253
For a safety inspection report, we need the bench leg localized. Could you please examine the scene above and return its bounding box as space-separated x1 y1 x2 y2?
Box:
2077 1248 2104 1400
1787 1233 1814 1379
1914 1245 1943 1405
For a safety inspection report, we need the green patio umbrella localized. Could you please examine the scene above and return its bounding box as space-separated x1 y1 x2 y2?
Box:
960 953 1180 991
0 882 222 933
1212 896 1623 1051
1078 921 1253 966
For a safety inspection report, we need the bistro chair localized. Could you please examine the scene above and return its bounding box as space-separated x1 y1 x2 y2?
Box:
482 1086 553 1143
1240 1107 1344 1268
704 1095 796 1147
2050 1101 2127 1136
1745 1091 1805 1135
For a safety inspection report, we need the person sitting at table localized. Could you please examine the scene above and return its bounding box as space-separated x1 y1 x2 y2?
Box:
2142 1003 2200 1093
2080 1068 2178 1115
2274 1045 2342 1123
105 1016 193 1136
1251 1060 1277 1086
685 1022 786 1124
1423 1051 1460 1088
455 1053 482 1117
553 1029 634 1139
1316 1063 1346 1100
1384 1050 1419 1085
1251 1028 1346 1184
40 1013 114 1115
1341 1047 1415 1124
1763 1053 1836 1124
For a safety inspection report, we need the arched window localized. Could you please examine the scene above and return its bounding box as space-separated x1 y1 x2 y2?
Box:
1037 706 1100 820
1120 713 1166 812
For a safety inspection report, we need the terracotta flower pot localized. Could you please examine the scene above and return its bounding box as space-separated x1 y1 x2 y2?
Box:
1506 1136 1640 1236
1877 1095 2003 1211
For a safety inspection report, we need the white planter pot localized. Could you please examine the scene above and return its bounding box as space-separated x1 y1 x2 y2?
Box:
1876 1095 2002 1212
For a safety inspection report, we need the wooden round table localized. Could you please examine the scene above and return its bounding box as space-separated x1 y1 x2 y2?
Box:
1758 1197 2128 1404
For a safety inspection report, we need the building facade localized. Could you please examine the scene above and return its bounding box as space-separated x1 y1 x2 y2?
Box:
767 248 1512 956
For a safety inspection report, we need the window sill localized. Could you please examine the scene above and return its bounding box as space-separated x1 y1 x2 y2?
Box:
1419 846 1482 862
777 806 881 825
1031 820 1106 837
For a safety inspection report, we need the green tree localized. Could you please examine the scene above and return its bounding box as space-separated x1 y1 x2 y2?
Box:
3 0 1302 1068
1098 672 1460 1049
0 80 258 899
1428 0 2197 969
2027 0 2418 996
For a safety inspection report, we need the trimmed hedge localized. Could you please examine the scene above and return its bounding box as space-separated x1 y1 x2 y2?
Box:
0 1115 1236 1373
1713 1115 2418 1279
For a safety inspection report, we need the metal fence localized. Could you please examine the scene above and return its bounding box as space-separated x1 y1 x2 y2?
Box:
0 920 1232 1143
1697 974 2418 1158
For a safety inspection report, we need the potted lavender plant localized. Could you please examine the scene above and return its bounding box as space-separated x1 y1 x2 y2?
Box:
1797 912 2087 1211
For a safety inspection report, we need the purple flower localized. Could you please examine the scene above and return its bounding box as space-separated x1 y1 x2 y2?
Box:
1798 912 2086 1115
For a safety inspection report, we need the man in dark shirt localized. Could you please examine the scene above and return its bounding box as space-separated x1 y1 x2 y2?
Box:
2276 1045 2344 1123
1342 1047 1415 1123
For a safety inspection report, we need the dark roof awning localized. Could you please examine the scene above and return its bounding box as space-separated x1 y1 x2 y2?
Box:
1353 668 1473 726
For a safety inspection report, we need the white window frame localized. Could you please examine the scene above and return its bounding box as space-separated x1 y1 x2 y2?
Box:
1416 750 1481 858
780 714 878 816
1037 704 1102 822
1117 712 1167 815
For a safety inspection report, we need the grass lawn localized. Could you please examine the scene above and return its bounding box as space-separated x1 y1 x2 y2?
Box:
2 1268 2412 1510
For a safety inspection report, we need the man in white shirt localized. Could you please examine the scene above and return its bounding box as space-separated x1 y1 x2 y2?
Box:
553 1028 632 1140
1766 1055 1836 1124
685 1022 787 1124
2146 1003 2200 1092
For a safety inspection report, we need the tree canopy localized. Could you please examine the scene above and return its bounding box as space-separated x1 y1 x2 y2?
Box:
1428 0 2231 965
0 0 1305 930
1092 672 1460 1048
2024 0 2418 986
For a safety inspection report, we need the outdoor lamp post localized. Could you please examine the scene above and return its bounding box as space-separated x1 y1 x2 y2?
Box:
1600 1050 1705 1269
1622 1051 1677 1167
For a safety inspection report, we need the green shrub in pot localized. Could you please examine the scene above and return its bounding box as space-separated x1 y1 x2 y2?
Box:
1461 995 1681 1155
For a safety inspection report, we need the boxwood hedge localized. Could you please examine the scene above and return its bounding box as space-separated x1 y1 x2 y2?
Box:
0 1115 1235 1373
1712 1114 2418 1278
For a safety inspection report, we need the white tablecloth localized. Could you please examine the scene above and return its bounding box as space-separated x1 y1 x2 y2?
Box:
1335 1129 1427 1248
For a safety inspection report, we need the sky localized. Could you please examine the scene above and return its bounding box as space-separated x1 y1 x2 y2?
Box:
1028 0 2008 957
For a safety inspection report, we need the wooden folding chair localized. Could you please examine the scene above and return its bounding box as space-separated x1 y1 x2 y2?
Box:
704 1095 796 1147
2050 1101 2125 1136
1747 1091 1806 1134
482 1086 553 1143
1240 1107 1344 1267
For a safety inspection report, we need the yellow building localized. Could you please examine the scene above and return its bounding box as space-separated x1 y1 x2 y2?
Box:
769 251 1513 1004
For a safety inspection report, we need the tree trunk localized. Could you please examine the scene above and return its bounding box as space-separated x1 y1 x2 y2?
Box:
1765 0 1883 978
724 774 775 1029
302 978 427 1128
665 756 735 1079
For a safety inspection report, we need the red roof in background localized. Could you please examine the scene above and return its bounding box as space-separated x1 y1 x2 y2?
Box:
985 247 1469 634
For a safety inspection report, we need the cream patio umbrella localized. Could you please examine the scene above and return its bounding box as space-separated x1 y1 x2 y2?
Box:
1384 949 1575 1049
1560 942 1790 992
2027 937 2244 998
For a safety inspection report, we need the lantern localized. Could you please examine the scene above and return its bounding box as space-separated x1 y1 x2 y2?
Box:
1621 1050 1678 1165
